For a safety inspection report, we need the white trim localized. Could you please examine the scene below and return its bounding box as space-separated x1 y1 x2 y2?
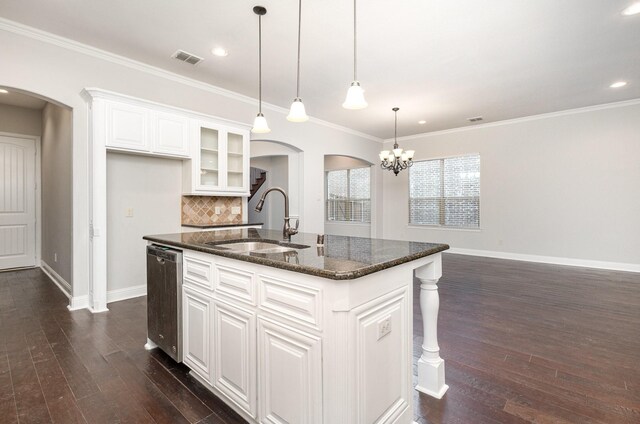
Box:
67 295 89 311
0 17 381 143
448 248 640 273
107 284 147 304
407 225 482 233
40 260 71 298
386 98 640 143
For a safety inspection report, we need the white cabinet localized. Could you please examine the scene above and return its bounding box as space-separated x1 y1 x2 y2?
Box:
106 101 150 152
213 299 257 418
183 287 212 382
104 99 190 158
183 120 250 196
258 318 322 424
153 112 190 157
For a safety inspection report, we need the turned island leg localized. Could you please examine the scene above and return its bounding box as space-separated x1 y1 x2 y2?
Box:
415 260 448 399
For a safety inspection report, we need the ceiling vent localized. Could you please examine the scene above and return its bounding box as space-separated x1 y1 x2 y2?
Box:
467 116 483 123
172 50 204 66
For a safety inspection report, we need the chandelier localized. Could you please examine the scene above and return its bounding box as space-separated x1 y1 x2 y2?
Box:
380 107 415 175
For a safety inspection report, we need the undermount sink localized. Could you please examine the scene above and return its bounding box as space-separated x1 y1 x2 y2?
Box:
206 240 310 254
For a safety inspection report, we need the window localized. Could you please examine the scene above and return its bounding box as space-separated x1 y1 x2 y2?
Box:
326 167 371 223
409 155 480 228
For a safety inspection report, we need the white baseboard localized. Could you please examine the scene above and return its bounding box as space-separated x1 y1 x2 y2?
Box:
40 261 71 298
68 295 89 311
107 284 147 304
448 248 640 273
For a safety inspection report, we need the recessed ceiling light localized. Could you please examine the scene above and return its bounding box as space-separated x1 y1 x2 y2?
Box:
211 47 228 57
622 2 640 15
610 81 628 88
0 89 8 94
418 120 426 124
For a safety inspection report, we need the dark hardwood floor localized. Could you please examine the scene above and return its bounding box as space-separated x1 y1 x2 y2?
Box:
1 254 639 423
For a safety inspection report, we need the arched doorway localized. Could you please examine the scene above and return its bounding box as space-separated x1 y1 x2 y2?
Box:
0 86 74 300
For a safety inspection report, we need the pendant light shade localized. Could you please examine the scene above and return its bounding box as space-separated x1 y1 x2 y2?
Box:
287 0 309 122
287 98 308 122
251 6 271 134
252 113 270 133
343 81 367 109
343 0 367 110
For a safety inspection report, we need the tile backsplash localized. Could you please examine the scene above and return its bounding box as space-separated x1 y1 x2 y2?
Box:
181 196 243 225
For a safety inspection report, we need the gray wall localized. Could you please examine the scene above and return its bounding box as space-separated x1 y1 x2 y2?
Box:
106 152 183 293
0 103 42 136
382 102 640 267
41 102 73 284
249 156 289 231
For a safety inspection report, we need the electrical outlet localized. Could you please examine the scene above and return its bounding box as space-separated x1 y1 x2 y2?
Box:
377 316 392 340
215 207 221 215
231 206 241 215
54 253 57 263
126 208 134 218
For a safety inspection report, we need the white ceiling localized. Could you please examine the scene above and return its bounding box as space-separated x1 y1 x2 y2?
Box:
1 0 638 138
0 88 47 109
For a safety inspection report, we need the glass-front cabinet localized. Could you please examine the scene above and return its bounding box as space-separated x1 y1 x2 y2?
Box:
184 120 249 195
199 126 220 189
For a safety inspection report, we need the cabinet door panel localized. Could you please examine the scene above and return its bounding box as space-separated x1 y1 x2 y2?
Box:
183 287 211 382
154 113 190 157
225 130 248 192
106 102 150 151
258 319 322 424
213 300 257 418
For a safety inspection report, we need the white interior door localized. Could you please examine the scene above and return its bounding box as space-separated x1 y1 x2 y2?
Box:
0 135 36 270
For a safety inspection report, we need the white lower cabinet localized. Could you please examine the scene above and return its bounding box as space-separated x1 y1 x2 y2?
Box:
179 249 424 424
257 318 322 424
212 299 257 418
183 287 212 382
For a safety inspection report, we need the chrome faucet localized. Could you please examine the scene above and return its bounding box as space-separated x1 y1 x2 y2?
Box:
254 187 299 240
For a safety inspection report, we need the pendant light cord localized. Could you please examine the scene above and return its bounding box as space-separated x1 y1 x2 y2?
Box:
353 0 357 81
394 108 399 149
259 14 263 114
296 0 302 98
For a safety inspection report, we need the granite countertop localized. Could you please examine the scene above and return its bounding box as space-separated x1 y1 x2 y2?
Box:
143 228 449 280
181 222 263 229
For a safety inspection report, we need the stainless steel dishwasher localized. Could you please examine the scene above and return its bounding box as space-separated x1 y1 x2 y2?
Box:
146 244 182 362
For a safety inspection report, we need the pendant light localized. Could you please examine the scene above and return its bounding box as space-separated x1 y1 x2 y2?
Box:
287 0 309 122
380 107 415 175
342 0 367 109
252 6 271 134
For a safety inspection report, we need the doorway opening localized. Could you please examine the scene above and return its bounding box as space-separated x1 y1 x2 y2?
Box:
0 87 74 298
324 155 374 238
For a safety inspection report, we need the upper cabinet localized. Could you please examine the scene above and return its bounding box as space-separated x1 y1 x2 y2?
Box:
105 101 190 158
183 120 249 196
84 89 250 196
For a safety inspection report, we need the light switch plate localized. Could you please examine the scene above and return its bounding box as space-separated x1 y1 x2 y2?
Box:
231 206 241 215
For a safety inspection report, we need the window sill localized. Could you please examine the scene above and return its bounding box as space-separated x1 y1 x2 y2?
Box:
325 221 371 227
407 225 482 233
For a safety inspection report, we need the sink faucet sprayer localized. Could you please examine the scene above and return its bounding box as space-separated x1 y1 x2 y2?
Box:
254 187 299 240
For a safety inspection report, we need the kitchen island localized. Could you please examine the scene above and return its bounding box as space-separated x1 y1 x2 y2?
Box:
144 228 449 424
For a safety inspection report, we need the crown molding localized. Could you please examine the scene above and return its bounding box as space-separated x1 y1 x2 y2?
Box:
384 97 640 144
0 17 382 143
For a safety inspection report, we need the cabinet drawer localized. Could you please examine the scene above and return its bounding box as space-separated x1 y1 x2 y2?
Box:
258 275 322 331
183 251 214 292
215 265 255 306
